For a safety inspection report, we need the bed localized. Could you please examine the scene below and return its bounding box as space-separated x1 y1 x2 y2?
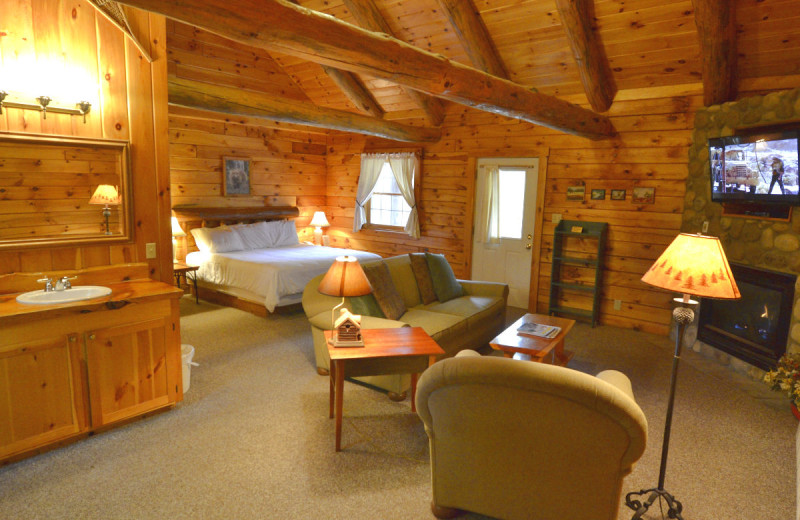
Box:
173 205 380 315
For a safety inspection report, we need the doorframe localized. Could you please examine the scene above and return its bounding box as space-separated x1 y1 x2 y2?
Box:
466 149 549 312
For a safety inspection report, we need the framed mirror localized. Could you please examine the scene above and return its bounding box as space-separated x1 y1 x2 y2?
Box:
0 132 132 250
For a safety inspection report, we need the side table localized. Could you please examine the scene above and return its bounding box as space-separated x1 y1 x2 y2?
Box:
173 262 199 304
489 313 575 365
325 327 444 452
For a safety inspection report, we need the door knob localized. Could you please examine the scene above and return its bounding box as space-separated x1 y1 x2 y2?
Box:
88 334 96 340
527 234 532 240
526 243 532 249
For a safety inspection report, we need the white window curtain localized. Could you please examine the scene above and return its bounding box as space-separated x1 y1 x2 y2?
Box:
388 152 420 238
477 165 501 244
353 153 385 232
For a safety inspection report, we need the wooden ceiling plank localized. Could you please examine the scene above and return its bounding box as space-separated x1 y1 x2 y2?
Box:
691 0 737 105
320 65 385 118
434 0 509 78
168 77 441 143
342 0 446 126
116 0 615 139
554 0 616 112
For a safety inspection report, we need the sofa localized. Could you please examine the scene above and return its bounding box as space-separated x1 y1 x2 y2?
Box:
416 350 648 520
301 253 509 397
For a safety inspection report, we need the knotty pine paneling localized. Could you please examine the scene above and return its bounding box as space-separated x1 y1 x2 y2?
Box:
0 2 172 284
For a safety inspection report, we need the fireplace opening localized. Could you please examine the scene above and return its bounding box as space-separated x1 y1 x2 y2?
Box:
697 263 795 371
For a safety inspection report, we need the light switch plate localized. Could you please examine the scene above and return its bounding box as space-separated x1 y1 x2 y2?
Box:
145 243 157 259
614 299 622 311
552 213 562 224
702 220 709 233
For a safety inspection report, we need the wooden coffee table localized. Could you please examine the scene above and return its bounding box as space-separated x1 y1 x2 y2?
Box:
325 326 444 452
489 313 575 366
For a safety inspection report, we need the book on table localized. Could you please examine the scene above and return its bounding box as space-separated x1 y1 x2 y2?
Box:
517 322 561 339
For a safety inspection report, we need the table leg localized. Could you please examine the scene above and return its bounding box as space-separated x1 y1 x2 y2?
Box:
190 272 199 304
329 362 335 419
553 337 574 366
410 373 418 413
334 359 344 452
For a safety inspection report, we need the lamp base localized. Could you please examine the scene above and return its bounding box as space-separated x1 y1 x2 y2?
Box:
625 488 684 519
327 337 364 348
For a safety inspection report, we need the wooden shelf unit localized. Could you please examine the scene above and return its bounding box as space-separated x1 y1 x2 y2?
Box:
548 220 608 328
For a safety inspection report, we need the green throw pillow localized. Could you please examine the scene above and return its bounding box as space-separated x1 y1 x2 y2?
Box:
349 293 385 318
409 252 437 304
363 262 407 320
425 252 464 303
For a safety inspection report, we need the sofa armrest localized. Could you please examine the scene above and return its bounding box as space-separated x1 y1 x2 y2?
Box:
596 370 636 402
308 311 409 331
459 279 509 301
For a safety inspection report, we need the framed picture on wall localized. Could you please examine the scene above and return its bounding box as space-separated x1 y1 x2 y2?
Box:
590 189 606 200
223 157 251 196
632 187 655 204
611 189 626 200
566 184 586 201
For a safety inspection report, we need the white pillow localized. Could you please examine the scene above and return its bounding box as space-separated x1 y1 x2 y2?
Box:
274 220 299 247
230 223 270 249
190 226 245 253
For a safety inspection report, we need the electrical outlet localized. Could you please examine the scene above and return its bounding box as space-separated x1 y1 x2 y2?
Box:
702 220 709 233
614 299 622 311
552 213 562 224
145 242 157 259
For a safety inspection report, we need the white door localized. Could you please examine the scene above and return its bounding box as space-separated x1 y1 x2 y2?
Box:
472 158 539 309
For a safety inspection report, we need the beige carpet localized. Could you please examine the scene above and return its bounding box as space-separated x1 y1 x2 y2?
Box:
0 296 795 519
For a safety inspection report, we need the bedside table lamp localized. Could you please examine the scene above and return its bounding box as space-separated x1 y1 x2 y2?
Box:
88 184 121 235
310 211 330 245
318 256 372 347
171 216 186 262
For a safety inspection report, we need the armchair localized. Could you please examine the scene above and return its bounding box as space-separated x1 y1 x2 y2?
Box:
415 353 648 520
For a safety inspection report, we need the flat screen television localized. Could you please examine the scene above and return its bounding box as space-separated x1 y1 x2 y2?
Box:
709 130 800 204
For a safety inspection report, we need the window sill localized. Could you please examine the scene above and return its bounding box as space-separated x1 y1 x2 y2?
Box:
362 224 406 234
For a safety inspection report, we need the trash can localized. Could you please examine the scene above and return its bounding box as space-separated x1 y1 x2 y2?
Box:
181 344 198 393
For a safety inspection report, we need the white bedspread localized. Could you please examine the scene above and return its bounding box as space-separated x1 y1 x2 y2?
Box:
186 244 381 312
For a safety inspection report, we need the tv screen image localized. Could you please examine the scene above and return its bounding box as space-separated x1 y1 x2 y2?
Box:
709 130 800 204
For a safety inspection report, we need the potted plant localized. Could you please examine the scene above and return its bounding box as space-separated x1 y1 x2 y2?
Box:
763 353 800 419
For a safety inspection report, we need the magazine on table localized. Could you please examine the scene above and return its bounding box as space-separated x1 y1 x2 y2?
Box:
517 322 561 339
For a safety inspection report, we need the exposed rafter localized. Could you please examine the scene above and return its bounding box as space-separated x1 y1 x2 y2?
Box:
115 0 615 139
342 0 446 126
434 0 509 79
88 0 153 62
168 78 441 143
692 0 737 106
554 0 616 112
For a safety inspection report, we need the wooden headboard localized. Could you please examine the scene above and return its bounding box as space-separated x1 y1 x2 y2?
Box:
171 205 301 261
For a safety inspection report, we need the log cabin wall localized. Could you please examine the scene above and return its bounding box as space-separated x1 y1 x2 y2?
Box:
0 1 172 284
166 21 329 249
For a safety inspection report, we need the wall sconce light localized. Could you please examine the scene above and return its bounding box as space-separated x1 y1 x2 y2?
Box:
89 185 121 235
0 90 91 123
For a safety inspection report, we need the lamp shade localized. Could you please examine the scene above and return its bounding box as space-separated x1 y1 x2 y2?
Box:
171 216 186 237
310 211 330 228
89 185 121 206
641 233 740 299
318 256 371 297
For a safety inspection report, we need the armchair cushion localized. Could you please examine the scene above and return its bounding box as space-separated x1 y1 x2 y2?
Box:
363 262 406 320
425 252 464 302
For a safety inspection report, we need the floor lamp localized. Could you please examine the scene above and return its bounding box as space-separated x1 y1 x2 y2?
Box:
625 233 740 519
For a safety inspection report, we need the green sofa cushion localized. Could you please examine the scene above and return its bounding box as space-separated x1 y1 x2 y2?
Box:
409 252 437 304
425 252 465 303
349 293 386 318
363 261 407 320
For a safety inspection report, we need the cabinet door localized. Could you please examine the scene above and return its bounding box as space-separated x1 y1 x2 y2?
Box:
86 318 172 427
0 334 88 459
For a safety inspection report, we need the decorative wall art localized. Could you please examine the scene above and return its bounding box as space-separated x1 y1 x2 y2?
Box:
566 184 586 201
223 157 251 196
591 189 606 200
632 187 655 204
611 189 626 200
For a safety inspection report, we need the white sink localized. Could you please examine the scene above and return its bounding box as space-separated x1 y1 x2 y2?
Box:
16 286 112 305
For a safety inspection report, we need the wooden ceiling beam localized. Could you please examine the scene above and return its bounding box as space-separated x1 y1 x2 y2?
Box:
554 0 616 112
168 78 441 143
691 0 737 106
320 65 385 118
342 0 446 126
116 0 615 139
434 0 509 79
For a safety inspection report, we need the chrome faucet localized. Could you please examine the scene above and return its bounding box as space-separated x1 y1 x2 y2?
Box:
55 276 76 291
37 276 54 292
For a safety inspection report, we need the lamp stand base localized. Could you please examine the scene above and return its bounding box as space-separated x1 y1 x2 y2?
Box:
625 488 684 519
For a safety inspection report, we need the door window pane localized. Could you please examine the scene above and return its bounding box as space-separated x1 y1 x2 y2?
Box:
498 169 525 238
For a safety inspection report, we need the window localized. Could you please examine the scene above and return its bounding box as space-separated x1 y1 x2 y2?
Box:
366 161 412 228
497 168 526 239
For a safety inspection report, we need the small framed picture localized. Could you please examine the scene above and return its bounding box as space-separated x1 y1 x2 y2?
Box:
566 184 585 201
590 189 606 200
631 187 655 204
611 189 626 201
223 157 251 196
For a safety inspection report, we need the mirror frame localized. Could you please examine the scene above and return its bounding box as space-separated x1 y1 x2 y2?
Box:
0 132 133 250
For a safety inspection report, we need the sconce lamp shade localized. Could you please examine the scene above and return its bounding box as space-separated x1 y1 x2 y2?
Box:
171 216 186 237
641 233 740 299
318 256 371 297
89 185 121 206
310 211 330 228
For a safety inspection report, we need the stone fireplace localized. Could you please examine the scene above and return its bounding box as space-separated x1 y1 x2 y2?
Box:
684 87 800 379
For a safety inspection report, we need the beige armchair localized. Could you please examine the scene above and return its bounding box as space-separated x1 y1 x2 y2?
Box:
415 352 648 520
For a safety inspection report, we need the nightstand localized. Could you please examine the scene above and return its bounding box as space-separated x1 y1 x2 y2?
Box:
173 262 199 304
